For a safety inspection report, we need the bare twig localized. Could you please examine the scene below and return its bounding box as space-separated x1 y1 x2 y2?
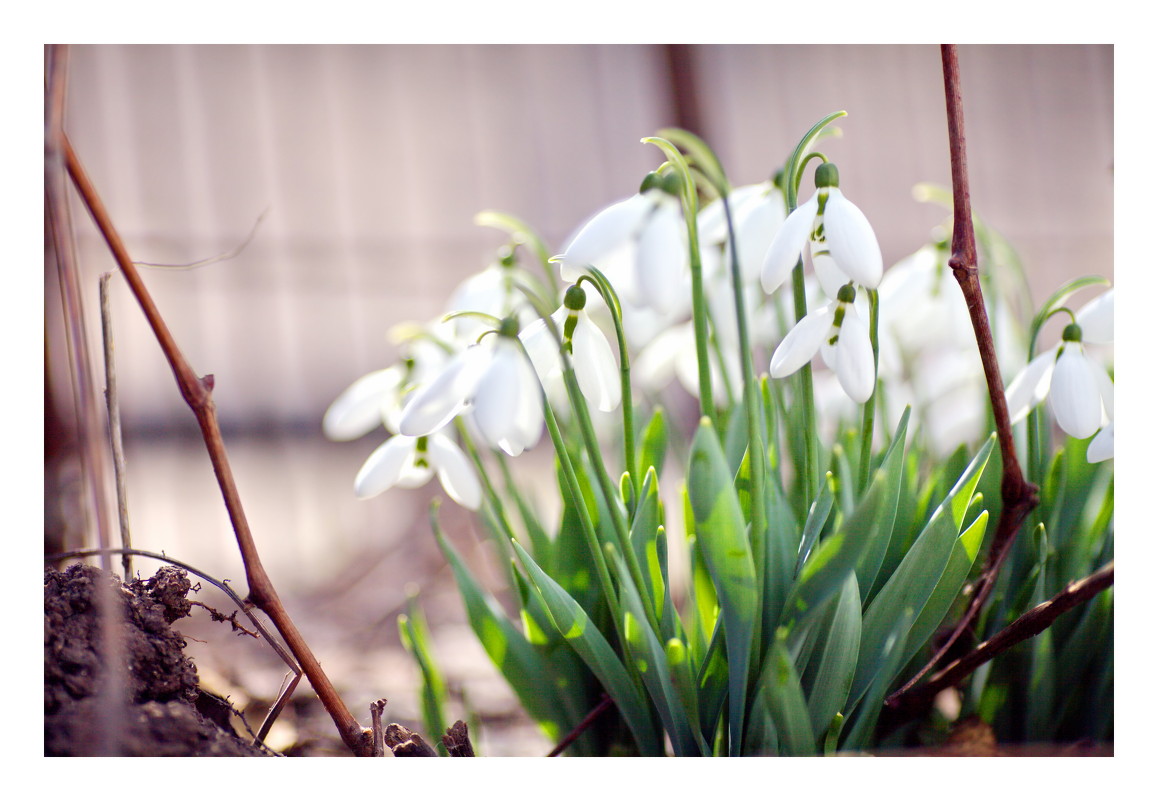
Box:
443 720 476 757
897 562 1113 711
369 699 387 757
46 43 129 756
887 44 1039 711
547 693 614 757
99 273 133 581
133 208 268 270
62 138 373 756
384 723 438 757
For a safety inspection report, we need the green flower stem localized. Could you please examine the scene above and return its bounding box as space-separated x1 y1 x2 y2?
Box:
559 356 661 635
782 112 846 512
510 296 660 637
474 210 559 298
857 289 881 492
642 136 718 431
721 192 767 653
539 390 631 651
453 419 522 587
578 269 637 496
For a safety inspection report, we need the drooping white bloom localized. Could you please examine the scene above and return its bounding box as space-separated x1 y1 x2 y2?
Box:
769 283 876 403
445 250 538 343
556 175 690 317
1006 290 1114 442
699 180 787 283
399 321 543 457
354 430 481 509
520 284 621 412
761 162 883 296
1087 421 1114 463
322 336 451 441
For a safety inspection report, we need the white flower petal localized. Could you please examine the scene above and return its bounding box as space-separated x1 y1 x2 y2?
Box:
558 193 653 281
428 433 482 509
398 345 488 436
1087 422 1114 463
572 313 622 411
822 189 883 289
761 195 818 295
472 339 543 456
635 199 688 315
354 436 428 499
832 308 876 403
769 302 834 378
1075 288 1114 344
1049 343 1103 439
811 244 850 300
1005 351 1055 425
322 367 402 441
732 188 785 282
1092 364 1114 421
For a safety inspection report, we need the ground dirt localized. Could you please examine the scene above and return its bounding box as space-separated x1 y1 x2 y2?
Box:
44 563 273 756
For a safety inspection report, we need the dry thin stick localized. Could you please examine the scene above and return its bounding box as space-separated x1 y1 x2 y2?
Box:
64 138 372 755
547 693 614 757
133 208 268 270
887 44 1039 711
100 273 134 581
46 43 129 755
443 720 476 757
383 723 438 757
369 699 388 757
905 561 1113 708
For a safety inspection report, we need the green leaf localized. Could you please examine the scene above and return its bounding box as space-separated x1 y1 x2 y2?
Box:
850 436 994 705
753 629 816 756
398 599 449 756
431 509 568 742
840 608 914 751
636 406 669 479
804 572 862 740
687 418 758 755
781 409 909 631
628 466 664 622
854 408 911 597
899 510 989 672
795 472 836 577
609 544 706 756
508 539 664 756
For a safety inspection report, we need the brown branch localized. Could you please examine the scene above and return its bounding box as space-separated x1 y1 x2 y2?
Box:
887 45 1040 710
547 693 614 757
62 139 373 756
383 723 438 757
895 562 1113 712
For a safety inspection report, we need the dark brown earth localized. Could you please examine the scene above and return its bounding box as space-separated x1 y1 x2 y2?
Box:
44 563 272 756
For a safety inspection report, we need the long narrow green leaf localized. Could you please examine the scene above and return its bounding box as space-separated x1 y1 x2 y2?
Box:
850 437 994 705
398 599 449 756
431 509 569 742
753 629 816 756
687 418 757 755
636 405 669 478
781 409 909 632
796 472 836 576
840 609 914 751
508 539 664 756
804 572 862 739
608 544 706 756
899 510 989 671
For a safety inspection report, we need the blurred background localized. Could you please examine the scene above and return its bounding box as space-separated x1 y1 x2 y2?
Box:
45 44 1112 754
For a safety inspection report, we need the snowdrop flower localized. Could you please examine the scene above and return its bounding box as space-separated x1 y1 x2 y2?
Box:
556 171 690 317
354 429 481 509
399 317 543 457
1006 290 1114 441
761 162 883 296
1087 419 1113 463
445 246 538 343
520 284 621 412
323 336 450 441
769 283 876 403
699 180 787 283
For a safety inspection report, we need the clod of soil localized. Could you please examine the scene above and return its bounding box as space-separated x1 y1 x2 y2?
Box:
44 563 271 756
